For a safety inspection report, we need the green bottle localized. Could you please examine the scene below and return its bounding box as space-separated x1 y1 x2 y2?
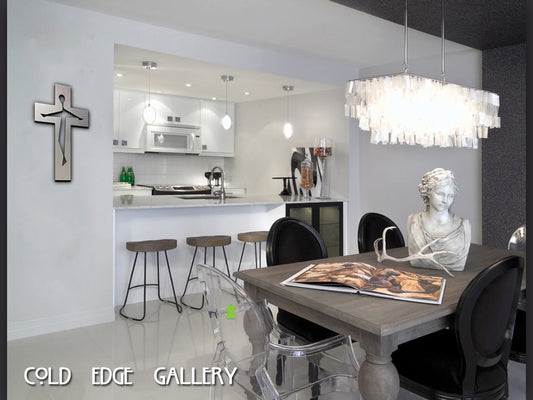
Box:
127 167 135 186
120 167 127 182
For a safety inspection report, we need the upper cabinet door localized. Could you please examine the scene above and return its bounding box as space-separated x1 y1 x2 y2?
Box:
200 100 235 157
150 93 174 126
173 97 201 126
150 94 201 126
115 89 146 152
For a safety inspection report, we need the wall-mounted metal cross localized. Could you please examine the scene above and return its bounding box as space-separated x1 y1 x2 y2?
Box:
34 83 89 182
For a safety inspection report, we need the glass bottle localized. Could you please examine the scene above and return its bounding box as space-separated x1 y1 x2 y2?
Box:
119 167 127 183
300 157 314 198
127 167 135 186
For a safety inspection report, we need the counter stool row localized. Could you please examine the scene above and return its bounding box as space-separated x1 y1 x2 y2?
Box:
120 231 268 320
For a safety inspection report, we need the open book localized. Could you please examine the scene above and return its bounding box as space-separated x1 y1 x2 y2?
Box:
281 262 446 305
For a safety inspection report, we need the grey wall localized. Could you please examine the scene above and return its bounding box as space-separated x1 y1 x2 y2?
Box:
353 50 484 248
482 43 526 248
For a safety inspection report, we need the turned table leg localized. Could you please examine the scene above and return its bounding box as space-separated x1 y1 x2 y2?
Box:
358 353 399 400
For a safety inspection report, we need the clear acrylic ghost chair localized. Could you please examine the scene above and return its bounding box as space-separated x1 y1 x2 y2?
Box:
196 264 360 400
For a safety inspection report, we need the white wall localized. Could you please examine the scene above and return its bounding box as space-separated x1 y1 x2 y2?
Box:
351 50 484 246
7 0 358 339
227 88 349 198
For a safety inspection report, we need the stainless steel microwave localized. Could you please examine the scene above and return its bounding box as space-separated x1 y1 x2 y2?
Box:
145 125 201 154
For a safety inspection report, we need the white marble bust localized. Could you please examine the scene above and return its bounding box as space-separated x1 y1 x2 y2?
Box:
407 168 471 272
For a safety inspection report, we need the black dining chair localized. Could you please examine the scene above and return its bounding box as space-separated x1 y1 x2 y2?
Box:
391 255 524 400
266 217 340 393
357 212 405 253
508 225 526 363
266 217 336 342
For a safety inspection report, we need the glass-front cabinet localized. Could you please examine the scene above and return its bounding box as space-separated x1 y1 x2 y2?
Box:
286 202 343 257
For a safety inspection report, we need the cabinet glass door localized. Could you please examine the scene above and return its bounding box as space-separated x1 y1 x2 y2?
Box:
286 202 343 257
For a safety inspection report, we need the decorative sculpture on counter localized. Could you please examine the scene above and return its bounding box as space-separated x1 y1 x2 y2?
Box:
314 137 332 199
34 83 89 182
374 168 471 277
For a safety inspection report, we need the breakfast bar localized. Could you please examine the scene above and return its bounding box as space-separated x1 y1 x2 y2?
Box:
113 194 347 307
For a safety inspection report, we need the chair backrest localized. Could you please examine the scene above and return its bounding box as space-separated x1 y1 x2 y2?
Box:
508 225 526 251
454 255 524 397
266 217 328 266
196 264 271 368
357 212 405 253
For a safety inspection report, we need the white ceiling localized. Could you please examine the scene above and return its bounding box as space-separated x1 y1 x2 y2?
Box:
114 45 340 103
52 0 474 102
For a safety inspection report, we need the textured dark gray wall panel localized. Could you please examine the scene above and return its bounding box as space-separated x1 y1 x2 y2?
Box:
482 43 526 248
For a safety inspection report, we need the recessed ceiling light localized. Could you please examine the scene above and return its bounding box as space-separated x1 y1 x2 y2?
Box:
156 90 163 93
244 92 250 96
185 83 192 87
116 73 124 77
211 97 217 101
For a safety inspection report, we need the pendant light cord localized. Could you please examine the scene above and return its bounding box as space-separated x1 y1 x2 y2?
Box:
148 67 152 106
286 90 290 122
402 0 409 73
441 0 446 83
225 80 228 114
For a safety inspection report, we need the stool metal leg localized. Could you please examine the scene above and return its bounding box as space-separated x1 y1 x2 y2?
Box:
119 251 148 321
156 251 183 313
221 246 231 278
236 242 247 274
180 246 205 310
258 242 262 268
254 242 259 268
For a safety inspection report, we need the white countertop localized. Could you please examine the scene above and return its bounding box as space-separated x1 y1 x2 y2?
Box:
113 194 346 209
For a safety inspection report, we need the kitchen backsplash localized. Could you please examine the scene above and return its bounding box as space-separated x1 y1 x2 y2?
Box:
113 153 227 185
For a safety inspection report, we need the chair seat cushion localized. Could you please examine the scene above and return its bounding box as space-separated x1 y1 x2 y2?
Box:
392 329 507 397
277 309 337 342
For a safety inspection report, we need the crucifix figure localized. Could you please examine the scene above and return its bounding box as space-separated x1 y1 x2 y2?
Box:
34 83 89 181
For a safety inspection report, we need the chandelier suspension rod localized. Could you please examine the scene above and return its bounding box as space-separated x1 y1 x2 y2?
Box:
403 0 409 73
441 0 446 82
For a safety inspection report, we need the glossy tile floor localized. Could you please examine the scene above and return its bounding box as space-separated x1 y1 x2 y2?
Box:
8 298 526 399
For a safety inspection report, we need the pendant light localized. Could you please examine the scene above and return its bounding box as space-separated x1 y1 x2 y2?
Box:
345 0 500 148
142 61 157 124
282 85 294 139
221 75 233 130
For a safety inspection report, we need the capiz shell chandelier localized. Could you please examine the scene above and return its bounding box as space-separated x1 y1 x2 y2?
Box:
345 0 500 149
345 74 500 148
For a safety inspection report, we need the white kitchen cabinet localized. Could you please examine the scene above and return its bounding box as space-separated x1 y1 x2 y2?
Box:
113 89 146 153
200 100 235 157
151 93 201 126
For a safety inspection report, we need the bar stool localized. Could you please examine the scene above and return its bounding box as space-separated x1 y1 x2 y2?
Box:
236 231 269 274
181 235 232 310
120 239 182 321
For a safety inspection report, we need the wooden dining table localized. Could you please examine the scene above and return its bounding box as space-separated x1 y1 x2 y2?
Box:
234 244 525 400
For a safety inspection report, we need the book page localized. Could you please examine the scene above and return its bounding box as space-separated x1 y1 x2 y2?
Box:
359 267 444 302
282 261 446 304
290 262 376 290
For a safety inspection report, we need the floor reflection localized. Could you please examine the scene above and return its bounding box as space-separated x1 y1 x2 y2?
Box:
8 299 526 399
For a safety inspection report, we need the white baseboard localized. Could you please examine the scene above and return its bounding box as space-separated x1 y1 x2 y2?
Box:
8 307 115 341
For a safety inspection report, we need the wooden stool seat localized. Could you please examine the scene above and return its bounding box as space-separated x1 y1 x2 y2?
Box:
236 230 268 273
186 235 231 248
181 234 232 310
237 231 269 243
126 239 177 253
120 238 181 321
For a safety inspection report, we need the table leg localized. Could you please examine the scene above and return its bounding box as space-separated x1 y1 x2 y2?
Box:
358 353 399 400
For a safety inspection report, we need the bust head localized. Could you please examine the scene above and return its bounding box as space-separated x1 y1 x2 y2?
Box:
418 168 458 211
